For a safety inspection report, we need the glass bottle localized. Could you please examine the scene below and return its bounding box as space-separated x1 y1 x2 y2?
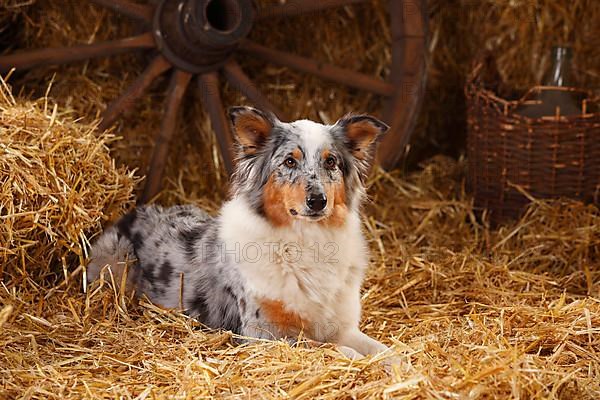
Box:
516 46 582 118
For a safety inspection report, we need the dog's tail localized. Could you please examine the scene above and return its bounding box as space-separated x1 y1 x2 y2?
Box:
87 213 139 291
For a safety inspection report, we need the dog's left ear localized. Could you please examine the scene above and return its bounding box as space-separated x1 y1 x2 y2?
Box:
229 106 275 155
334 114 389 160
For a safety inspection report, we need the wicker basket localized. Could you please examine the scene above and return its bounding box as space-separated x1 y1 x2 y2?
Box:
466 63 600 224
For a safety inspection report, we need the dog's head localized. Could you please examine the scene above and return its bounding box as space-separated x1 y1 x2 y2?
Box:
229 106 388 227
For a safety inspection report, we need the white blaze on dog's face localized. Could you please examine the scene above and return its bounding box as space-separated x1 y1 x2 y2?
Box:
229 107 388 227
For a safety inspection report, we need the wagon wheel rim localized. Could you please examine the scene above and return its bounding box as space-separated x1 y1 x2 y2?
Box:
0 0 428 203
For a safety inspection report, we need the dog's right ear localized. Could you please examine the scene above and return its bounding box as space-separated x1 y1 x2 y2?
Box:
228 106 274 155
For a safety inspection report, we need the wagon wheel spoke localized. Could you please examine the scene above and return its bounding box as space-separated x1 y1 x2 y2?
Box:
257 0 367 20
142 69 192 204
99 55 172 131
239 40 394 97
88 0 154 22
0 33 155 73
222 60 286 121
379 0 427 169
198 72 235 175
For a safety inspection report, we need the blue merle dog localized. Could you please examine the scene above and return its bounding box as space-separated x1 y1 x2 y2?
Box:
88 106 394 360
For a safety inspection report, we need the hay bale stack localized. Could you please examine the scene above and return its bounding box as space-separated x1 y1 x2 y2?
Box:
0 79 137 285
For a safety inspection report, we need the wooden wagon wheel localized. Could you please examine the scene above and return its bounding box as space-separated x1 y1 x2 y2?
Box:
0 0 427 203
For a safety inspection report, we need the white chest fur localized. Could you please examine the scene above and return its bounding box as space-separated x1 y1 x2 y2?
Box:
218 197 368 330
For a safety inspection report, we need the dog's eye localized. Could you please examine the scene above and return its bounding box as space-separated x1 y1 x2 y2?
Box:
284 157 297 169
324 155 337 170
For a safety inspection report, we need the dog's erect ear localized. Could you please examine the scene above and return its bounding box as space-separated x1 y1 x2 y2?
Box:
229 106 274 155
335 114 389 160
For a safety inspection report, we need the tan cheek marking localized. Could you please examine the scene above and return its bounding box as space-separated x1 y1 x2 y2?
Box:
263 176 292 227
283 180 306 212
263 176 307 227
322 179 348 227
259 299 310 335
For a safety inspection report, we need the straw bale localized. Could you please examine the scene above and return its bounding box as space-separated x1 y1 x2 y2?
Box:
0 78 137 285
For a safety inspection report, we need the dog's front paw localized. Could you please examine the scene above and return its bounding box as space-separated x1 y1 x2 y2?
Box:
374 348 403 374
337 345 364 360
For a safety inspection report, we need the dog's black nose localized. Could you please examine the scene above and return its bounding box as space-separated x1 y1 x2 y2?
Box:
306 193 327 212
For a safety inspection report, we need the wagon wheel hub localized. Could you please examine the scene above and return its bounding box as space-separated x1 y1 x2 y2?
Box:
154 0 254 73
